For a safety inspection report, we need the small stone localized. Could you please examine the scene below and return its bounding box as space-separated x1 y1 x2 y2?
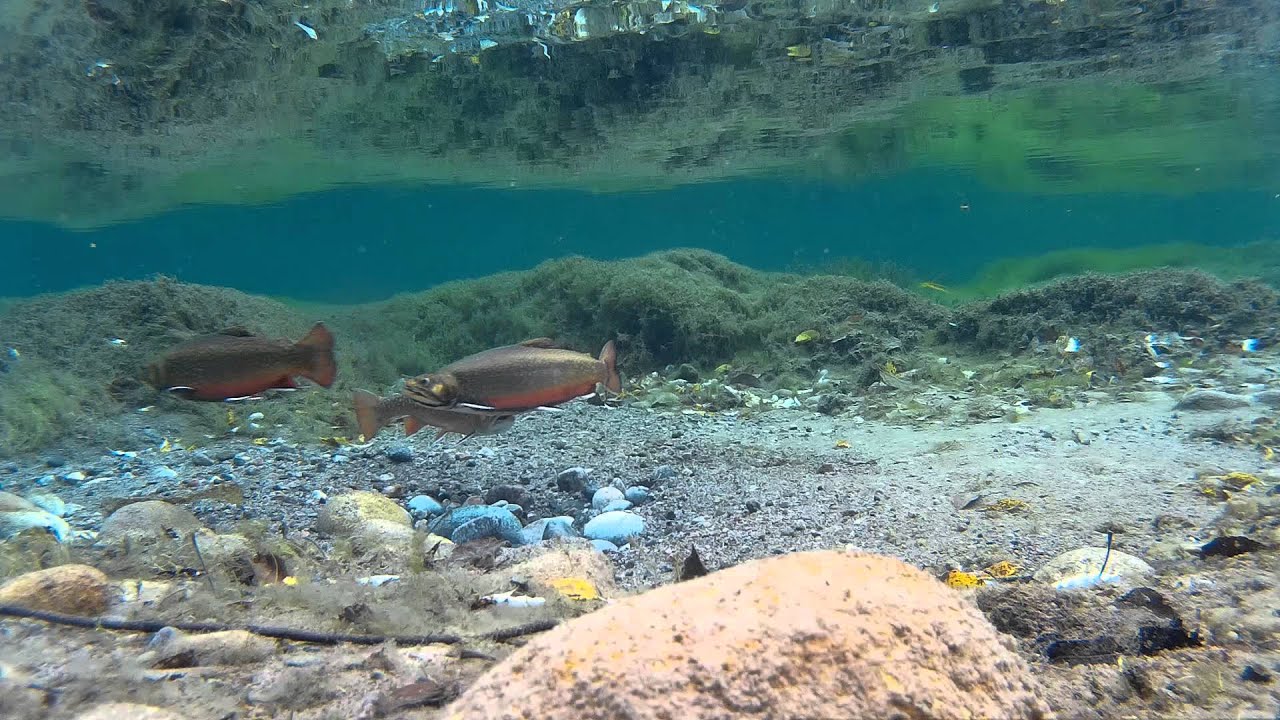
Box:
1174 390 1252 411
331 454 350 463
602 499 633 513
624 487 653 506
1241 665 1272 683
591 539 620 553
0 564 111 616
1071 429 1091 445
1 463 17 474
646 465 677 487
232 453 250 466
191 452 216 467
407 495 444 517
145 627 275 668
453 513 525 546
150 466 178 481
62 471 87 483
584 511 645 545
744 500 762 514
386 445 414 463
556 467 592 493
43 455 66 468
591 487 625 512
101 501 204 544
485 484 532 509
427 505 522 540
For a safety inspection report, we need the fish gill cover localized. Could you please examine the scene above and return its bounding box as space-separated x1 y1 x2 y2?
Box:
0 0 1277 226
0 249 1275 456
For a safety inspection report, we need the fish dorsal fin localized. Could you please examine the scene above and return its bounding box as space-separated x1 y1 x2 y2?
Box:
217 326 256 337
519 337 557 348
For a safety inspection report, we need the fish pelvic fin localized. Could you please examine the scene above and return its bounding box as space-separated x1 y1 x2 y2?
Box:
404 415 425 437
599 339 621 393
353 389 386 440
297 322 337 388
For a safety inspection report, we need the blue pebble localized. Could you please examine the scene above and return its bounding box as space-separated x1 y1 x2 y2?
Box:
583 510 645 545
624 486 653 505
519 516 576 545
428 505 523 539
407 495 444 517
590 539 620 553
35 474 54 487
43 455 66 469
150 466 178 481
602 499 633 512
386 445 414 463
451 513 525 545
191 452 216 467
591 486 625 512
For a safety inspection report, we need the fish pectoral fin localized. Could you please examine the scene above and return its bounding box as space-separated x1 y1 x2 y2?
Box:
163 386 196 399
222 395 264 402
534 406 565 413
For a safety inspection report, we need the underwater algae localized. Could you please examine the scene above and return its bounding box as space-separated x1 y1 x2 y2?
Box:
1 249 1277 457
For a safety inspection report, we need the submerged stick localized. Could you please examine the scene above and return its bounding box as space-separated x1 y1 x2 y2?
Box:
0 604 558 649
1097 531 1114 582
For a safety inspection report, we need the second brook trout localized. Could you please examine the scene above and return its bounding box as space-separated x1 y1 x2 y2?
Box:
353 389 515 441
403 338 621 412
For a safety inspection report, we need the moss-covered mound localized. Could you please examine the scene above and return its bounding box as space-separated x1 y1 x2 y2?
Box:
0 250 1275 457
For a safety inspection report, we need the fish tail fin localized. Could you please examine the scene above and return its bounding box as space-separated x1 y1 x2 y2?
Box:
297 322 337 388
599 340 621 393
353 390 384 441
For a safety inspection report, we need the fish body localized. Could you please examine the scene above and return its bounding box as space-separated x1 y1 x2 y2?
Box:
403 338 620 412
147 323 337 402
353 389 514 441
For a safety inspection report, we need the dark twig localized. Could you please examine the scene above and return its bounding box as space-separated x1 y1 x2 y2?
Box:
191 533 215 593
0 604 559 649
1098 531 1114 582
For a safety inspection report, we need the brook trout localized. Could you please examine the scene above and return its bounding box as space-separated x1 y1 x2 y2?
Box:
353 389 515 441
147 322 337 402
403 338 620 412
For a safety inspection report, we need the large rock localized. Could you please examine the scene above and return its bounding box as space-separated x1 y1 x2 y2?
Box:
445 549 1050 720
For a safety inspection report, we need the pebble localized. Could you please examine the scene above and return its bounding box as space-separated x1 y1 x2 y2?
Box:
453 513 526 545
428 505 523 539
232 453 250 466
43 455 66 468
191 452 216 467
556 467 593 493
602 499 633 512
624 487 653 506
1173 389 1252 411
0 564 111 615
386 445 414 463
646 465 677 486
521 516 577 545
310 489 328 503
407 494 444 517
150 466 178 481
486 484 533 509
2 463 18 474
591 487 625 512
591 539 620 553
584 510 645 545
26 493 66 517
332 454 349 463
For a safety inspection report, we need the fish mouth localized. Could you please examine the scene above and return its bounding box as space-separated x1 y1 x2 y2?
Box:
403 376 456 407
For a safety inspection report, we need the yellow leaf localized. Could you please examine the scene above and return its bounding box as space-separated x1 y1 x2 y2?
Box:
944 570 986 589
548 577 600 601
794 330 819 344
282 576 298 586
834 439 851 449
